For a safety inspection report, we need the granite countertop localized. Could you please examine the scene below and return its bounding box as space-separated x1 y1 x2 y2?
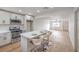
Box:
21 30 48 39
0 30 10 34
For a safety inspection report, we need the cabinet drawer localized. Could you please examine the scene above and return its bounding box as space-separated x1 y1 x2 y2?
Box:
0 36 7 46
0 34 4 42
0 37 11 46
3 33 11 42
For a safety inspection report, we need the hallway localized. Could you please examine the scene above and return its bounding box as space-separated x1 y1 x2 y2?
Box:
48 30 74 52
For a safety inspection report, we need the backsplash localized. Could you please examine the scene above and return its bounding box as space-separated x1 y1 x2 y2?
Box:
0 25 10 31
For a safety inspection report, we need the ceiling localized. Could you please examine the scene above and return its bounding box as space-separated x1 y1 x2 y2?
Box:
0 7 75 17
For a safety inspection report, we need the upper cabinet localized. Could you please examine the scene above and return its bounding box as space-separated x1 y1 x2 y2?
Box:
10 13 24 25
25 15 33 20
18 15 24 25
0 10 24 25
0 11 10 24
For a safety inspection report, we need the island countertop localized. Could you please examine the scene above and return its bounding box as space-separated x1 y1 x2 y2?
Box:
21 30 48 39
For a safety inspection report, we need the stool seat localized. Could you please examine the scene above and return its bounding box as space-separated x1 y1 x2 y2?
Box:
32 39 41 45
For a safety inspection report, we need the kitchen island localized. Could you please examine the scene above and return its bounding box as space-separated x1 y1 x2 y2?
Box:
20 30 48 52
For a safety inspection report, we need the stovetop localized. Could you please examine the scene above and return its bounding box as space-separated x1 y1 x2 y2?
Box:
10 29 22 32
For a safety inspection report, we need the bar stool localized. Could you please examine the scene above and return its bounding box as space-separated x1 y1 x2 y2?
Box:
30 31 52 52
42 31 52 51
30 36 43 52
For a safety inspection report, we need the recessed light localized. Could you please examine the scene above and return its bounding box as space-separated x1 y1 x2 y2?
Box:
18 10 22 12
37 10 40 13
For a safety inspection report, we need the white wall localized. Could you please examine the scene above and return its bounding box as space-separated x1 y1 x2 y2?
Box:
34 8 72 31
69 13 75 49
33 17 50 31
77 10 79 50
33 16 69 31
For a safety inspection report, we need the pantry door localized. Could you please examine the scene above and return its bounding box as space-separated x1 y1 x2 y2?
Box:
26 20 33 32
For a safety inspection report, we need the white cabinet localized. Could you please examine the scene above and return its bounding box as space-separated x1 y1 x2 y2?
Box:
0 11 10 24
0 32 11 46
17 15 24 25
10 13 24 25
19 15 24 25
0 11 24 25
10 14 18 20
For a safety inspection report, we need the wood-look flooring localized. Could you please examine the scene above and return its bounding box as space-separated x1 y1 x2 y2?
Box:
0 42 21 52
0 30 74 52
48 30 74 52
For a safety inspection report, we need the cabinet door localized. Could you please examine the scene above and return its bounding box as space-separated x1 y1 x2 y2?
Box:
0 34 4 42
0 32 11 46
3 32 11 44
0 34 5 46
17 15 24 25
0 11 10 24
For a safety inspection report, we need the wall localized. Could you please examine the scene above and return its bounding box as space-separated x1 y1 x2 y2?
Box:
33 16 69 31
77 10 79 51
33 17 50 31
69 13 75 49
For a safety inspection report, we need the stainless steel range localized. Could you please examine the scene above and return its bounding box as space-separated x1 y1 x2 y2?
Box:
9 17 23 43
9 26 22 43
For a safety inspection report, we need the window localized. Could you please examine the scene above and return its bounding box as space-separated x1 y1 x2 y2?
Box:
50 19 61 29
52 22 60 27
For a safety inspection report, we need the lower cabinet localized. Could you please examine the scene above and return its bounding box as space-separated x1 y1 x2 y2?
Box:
0 32 11 46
